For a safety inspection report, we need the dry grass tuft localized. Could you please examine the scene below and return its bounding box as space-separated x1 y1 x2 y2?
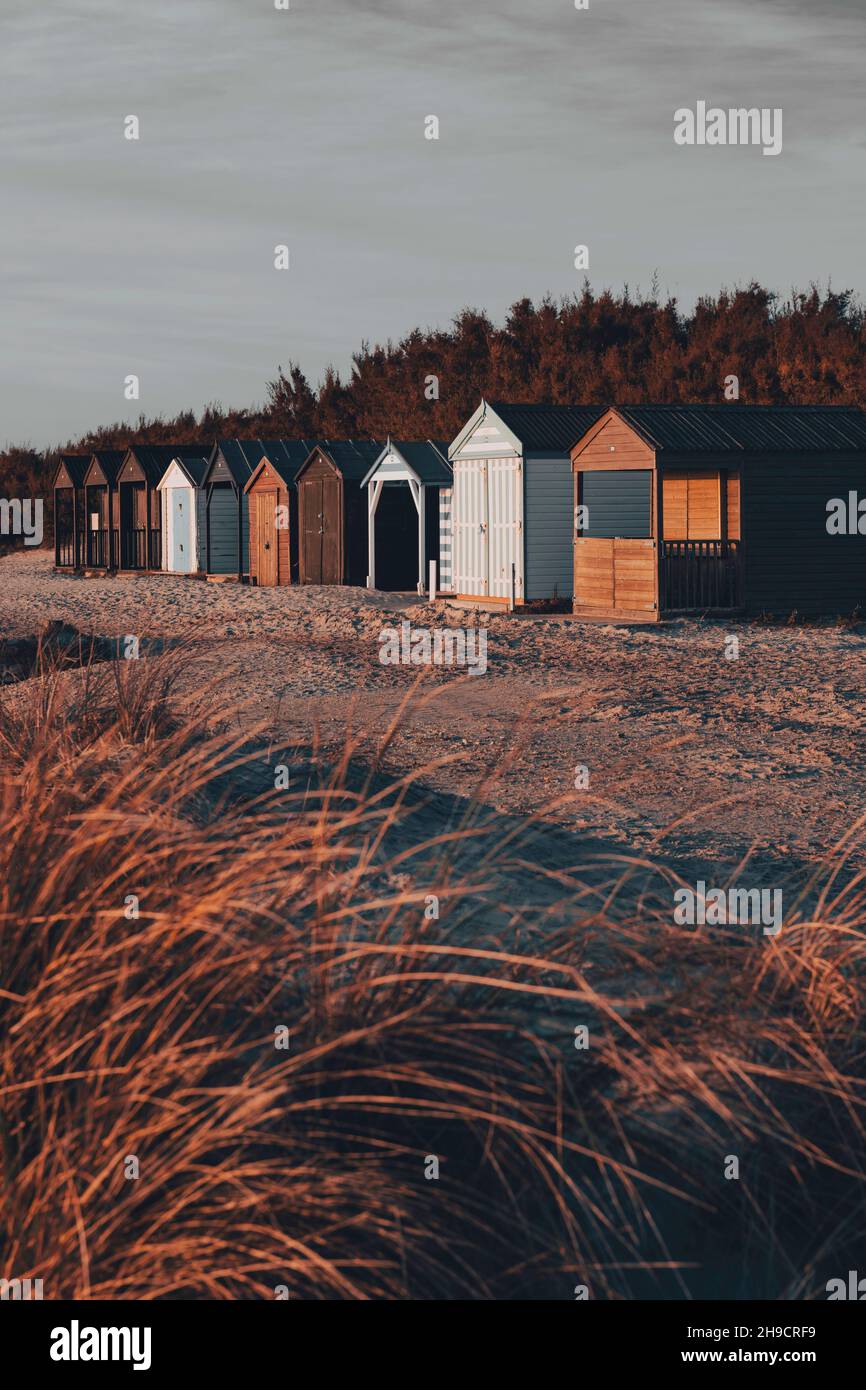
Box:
1 647 865 1299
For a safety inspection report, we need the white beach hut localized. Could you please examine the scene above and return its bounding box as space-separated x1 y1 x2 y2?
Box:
157 456 209 574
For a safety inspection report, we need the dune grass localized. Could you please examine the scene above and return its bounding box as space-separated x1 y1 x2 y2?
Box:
1 643 865 1299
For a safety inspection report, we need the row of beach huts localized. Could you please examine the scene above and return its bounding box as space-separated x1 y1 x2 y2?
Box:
53 401 866 619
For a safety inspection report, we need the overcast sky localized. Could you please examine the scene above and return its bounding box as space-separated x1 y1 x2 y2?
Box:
1 0 864 448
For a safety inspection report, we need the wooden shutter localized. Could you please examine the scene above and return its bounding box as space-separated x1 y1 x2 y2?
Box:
663 472 721 539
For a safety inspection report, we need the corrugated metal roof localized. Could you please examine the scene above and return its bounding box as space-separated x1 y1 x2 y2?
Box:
212 439 258 486
258 439 322 485
56 454 90 487
126 443 211 485
616 405 866 454
488 401 606 452
389 440 452 484
171 456 210 487
87 449 127 485
310 441 384 483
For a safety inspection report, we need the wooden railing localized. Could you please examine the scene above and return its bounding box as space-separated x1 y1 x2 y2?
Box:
120 528 161 570
660 539 742 611
56 533 79 567
86 528 111 569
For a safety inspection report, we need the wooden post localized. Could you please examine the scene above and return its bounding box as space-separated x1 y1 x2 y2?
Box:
417 484 426 595
367 479 383 588
509 562 516 612
429 559 437 603
366 483 375 588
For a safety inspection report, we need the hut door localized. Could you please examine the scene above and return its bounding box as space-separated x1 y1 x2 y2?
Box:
321 476 341 583
171 489 191 572
256 491 278 586
301 480 323 583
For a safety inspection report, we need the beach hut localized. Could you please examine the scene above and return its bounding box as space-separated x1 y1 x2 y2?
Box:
118 444 209 572
361 439 452 594
448 400 604 603
81 450 126 571
570 404 866 619
200 440 260 580
242 440 320 586
53 454 89 570
157 456 210 574
295 442 383 585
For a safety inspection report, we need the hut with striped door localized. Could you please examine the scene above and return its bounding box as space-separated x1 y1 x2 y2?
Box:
361 439 452 593
571 404 866 620
449 400 604 604
295 442 383 585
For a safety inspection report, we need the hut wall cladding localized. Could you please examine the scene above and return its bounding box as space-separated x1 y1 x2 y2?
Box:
247 461 294 586
524 459 575 599
741 451 866 615
575 414 656 471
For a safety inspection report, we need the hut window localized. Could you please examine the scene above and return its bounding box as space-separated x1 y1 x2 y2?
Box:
662 472 721 540
580 470 652 538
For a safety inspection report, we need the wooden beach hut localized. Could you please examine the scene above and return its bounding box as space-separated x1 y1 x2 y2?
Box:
157 456 210 574
242 440 320 586
81 450 126 571
53 454 89 570
361 439 452 593
118 444 209 572
201 440 260 580
295 442 383 585
571 404 866 620
449 400 604 603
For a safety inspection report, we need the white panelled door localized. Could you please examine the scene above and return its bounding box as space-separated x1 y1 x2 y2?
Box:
452 457 522 599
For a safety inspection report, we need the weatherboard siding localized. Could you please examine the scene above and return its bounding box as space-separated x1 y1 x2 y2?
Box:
524 458 574 599
452 420 519 460
207 485 239 574
741 451 866 615
438 487 452 591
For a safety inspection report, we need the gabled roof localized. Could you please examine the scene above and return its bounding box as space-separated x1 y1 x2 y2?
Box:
124 443 211 486
157 456 210 489
54 454 90 488
257 439 322 486
450 399 606 458
299 441 384 484
362 439 452 488
83 449 127 486
611 404 866 454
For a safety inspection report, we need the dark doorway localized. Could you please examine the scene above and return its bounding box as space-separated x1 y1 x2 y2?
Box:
375 485 417 591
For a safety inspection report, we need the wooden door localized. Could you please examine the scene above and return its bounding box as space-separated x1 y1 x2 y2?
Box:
171 488 191 572
256 491 278 586
574 537 656 614
301 479 322 583
321 476 341 584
